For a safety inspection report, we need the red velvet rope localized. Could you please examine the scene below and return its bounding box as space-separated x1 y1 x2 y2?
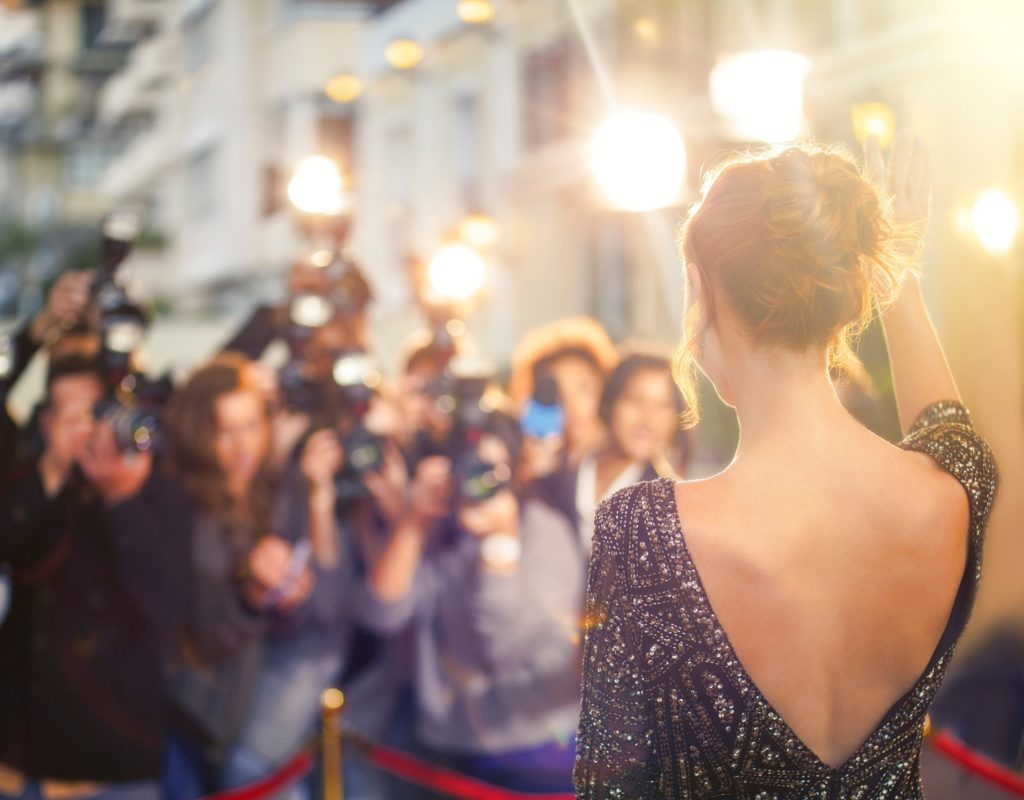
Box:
195 728 1024 800
360 741 575 800
928 731 1024 796
200 752 314 800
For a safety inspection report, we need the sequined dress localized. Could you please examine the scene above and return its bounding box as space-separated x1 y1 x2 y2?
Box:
574 400 999 799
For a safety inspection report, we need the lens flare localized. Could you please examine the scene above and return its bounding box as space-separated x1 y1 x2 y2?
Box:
590 112 687 212
710 51 811 143
427 244 487 302
851 101 896 148
287 156 345 216
971 189 1019 255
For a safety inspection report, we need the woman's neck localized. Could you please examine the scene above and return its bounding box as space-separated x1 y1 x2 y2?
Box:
594 445 639 500
727 350 856 468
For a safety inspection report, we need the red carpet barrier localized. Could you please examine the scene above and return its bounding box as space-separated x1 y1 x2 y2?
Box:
928 731 1024 796
200 752 314 800
196 711 1024 800
356 738 575 800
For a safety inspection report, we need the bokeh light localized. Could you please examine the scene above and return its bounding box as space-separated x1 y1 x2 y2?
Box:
589 112 687 212
325 73 363 104
428 244 487 302
457 0 495 25
851 101 896 148
710 51 811 143
385 38 424 71
458 213 499 249
287 156 345 216
971 189 1019 255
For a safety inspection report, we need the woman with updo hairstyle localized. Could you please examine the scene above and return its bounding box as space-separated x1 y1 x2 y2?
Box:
575 135 998 798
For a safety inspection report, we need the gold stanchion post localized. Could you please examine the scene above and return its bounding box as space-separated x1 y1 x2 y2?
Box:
321 688 345 800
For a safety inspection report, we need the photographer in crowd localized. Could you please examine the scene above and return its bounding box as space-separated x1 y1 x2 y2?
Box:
0 352 164 799
1 270 95 473
358 410 584 794
82 354 345 799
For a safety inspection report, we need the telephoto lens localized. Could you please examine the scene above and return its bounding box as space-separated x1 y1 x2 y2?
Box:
455 452 512 505
93 396 162 455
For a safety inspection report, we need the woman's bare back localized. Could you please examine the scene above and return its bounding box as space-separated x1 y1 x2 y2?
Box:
673 426 970 768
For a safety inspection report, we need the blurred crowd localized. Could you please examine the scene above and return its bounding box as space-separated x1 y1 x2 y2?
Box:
0 239 691 800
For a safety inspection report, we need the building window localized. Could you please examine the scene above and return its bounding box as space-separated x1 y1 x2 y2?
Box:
81 4 106 49
453 92 481 208
186 146 217 220
523 39 573 150
183 3 217 73
318 114 354 166
65 141 114 187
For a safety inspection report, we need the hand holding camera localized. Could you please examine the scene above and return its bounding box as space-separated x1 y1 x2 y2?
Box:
243 535 314 613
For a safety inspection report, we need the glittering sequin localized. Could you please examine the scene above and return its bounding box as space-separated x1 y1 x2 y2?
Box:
574 400 998 799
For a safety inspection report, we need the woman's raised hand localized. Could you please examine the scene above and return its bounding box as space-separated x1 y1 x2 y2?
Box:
864 131 931 234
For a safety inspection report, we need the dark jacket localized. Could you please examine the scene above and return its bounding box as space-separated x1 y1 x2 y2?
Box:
529 460 661 541
0 462 164 781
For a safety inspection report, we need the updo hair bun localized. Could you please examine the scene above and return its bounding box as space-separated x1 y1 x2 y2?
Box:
672 142 917 428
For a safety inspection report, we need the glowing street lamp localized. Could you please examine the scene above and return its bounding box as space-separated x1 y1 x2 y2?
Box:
427 244 487 304
851 101 895 148
386 38 424 71
710 51 811 143
589 111 687 212
971 189 1019 255
457 0 495 24
325 73 362 104
287 156 347 217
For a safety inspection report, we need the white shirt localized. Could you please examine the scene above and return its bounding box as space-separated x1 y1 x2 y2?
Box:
575 455 646 554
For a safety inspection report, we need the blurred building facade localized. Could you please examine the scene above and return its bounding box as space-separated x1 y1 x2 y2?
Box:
1 0 1022 646
0 0 129 314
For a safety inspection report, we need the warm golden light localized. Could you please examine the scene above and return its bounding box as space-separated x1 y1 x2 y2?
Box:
851 102 895 148
710 51 811 143
632 17 660 45
458 213 499 249
287 156 345 216
971 189 1019 255
386 38 424 71
428 245 487 302
325 73 362 104
589 111 687 212
457 0 495 24
321 688 345 711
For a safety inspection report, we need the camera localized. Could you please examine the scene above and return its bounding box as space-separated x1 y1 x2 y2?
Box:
88 211 167 454
279 252 373 414
329 349 386 508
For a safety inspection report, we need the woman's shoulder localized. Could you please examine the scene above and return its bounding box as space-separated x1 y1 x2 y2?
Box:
592 479 677 573
895 399 999 525
596 478 665 527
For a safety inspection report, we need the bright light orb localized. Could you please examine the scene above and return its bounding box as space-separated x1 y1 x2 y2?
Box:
386 38 424 71
971 189 1019 255
851 101 895 149
589 111 687 212
458 213 499 249
428 245 487 302
287 156 345 216
710 51 811 143
325 73 362 104
457 0 495 24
